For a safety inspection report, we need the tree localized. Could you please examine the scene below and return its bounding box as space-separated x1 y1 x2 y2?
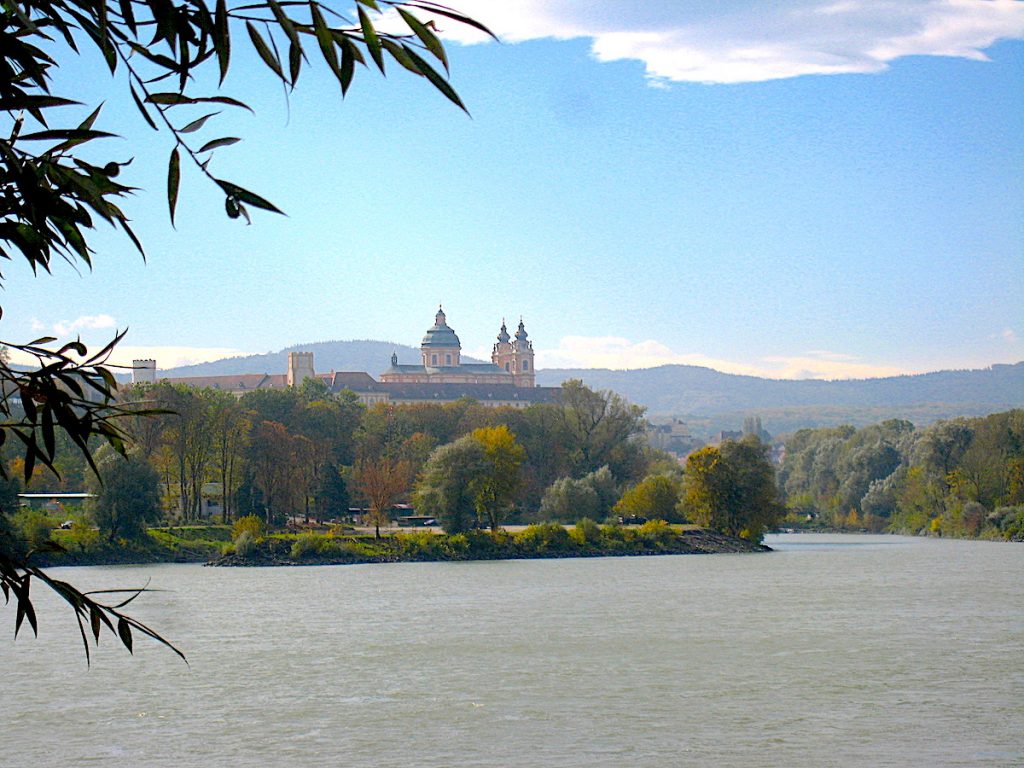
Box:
469 425 525 531
352 456 411 538
558 380 646 481
682 438 783 541
415 435 487 534
247 420 300 524
538 466 618 523
614 474 682 523
88 453 162 541
209 390 249 522
314 462 350 522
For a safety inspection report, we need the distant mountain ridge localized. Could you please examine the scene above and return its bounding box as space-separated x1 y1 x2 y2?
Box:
534 362 1024 415
157 340 485 380
154 340 1023 432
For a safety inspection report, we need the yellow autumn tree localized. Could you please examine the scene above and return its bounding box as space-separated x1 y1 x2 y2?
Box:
470 425 526 532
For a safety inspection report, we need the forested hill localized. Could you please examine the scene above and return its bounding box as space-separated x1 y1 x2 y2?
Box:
534 362 1024 416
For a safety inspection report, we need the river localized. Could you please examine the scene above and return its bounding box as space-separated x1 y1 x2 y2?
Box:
2 534 1022 767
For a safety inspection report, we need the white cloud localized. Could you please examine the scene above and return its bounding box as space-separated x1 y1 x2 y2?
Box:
5 344 249 370
534 335 913 379
51 314 117 337
420 0 1024 84
1001 328 1018 344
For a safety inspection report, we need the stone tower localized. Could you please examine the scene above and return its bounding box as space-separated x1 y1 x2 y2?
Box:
132 359 156 384
287 351 315 387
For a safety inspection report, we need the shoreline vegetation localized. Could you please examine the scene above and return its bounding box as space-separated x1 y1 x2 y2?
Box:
36 522 768 568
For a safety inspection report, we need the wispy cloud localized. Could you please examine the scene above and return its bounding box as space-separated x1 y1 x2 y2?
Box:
532 335 912 380
424 0 1024 84
1000 328 1018 344
51 314 117 337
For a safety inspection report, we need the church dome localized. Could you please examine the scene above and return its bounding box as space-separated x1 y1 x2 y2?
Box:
497 320 510 343
515 318 529 342
421 306 461 348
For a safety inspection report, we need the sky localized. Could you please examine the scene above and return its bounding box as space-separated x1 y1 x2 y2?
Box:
4 0 1023 380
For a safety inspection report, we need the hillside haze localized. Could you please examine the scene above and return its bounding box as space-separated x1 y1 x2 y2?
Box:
155 341 1023 434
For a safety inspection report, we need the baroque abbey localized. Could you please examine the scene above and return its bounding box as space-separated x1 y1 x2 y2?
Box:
380 306 536 388
135 306 560 409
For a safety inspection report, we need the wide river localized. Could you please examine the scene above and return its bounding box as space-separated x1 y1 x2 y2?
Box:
3 534 1022 767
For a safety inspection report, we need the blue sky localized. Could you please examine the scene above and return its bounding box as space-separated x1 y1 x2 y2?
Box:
4 0 1023 379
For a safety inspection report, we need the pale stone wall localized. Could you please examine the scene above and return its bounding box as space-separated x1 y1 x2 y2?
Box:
287 351 315 387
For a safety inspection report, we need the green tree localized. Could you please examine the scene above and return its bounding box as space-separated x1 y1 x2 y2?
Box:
614 474 683 523
314 463 350 522
415 436 487 534
682 438 782 541
559 380 647 481
88 455 162 541
538 466 617 523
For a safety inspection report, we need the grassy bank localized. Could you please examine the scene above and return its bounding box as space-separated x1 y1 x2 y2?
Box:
35 526 232 566
211 521 768 567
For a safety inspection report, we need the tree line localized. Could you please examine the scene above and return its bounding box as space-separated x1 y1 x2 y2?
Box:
780 410 1024 539
1 378 786 549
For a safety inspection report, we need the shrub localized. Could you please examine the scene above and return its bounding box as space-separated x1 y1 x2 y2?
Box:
395 531 439 558
514 523 572 555
15 509 56 550
233 514 265 541
570 517 601 547
290 532 322 560
637 519 675 547
63 520 100 553
234 529 257 558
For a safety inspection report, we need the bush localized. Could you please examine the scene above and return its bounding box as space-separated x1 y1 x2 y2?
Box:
570 517 601 547
637 519 675 547
290 532 322 560
992 505 1024 540
63 519 100 553
395 531 440 559
233 514 265 541
234 529 257 558
15 509 56 550
599 522 633 551
514 523 573 555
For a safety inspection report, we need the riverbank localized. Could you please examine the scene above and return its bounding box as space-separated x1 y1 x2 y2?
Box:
30 522 768 567
208 523 768 567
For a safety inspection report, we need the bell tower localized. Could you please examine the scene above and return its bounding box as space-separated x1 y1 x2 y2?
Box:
510 318 535 387
491 319 513 375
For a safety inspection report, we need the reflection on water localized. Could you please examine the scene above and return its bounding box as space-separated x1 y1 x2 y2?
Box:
2 534 1021 768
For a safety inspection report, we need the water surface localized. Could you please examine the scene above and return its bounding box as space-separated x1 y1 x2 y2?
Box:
3 534 1021 767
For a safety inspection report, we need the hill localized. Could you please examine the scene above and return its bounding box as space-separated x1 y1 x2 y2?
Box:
534 362 1024 415
157 340 484 379
154 340 1023 435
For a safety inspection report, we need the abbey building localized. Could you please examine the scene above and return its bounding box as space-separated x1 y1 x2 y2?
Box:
133 307 560 409
380 306 536 388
